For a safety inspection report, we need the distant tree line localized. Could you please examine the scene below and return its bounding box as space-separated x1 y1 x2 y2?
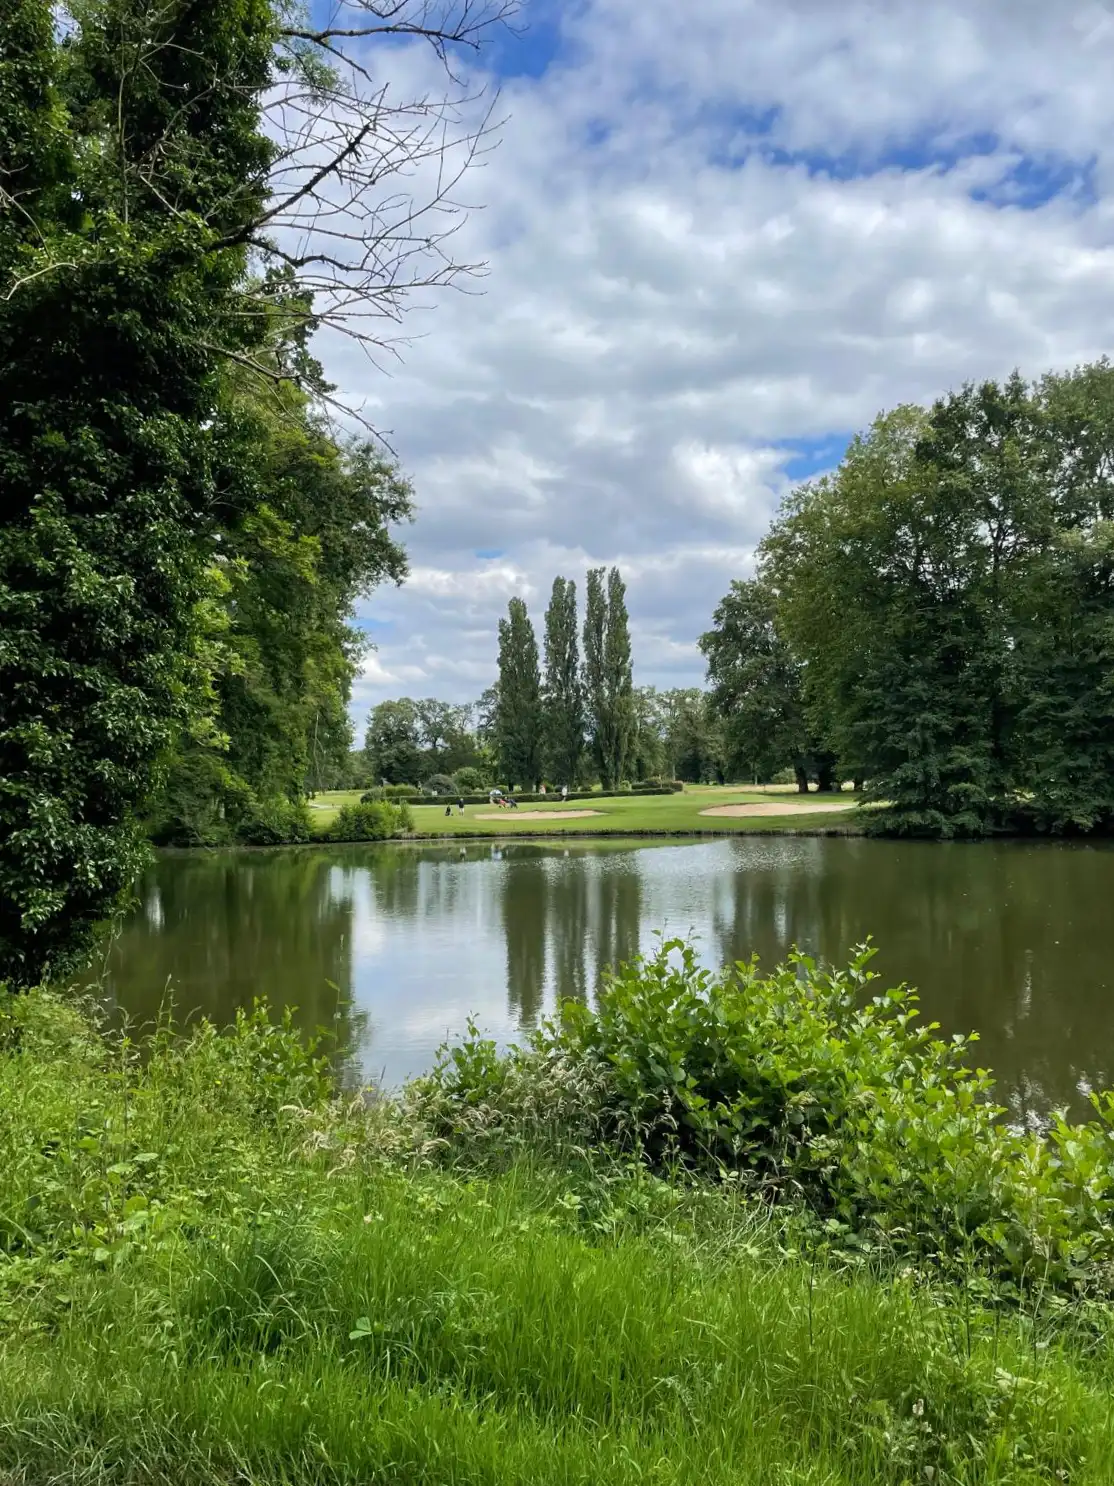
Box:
363 566 745 792
702 360 1114 836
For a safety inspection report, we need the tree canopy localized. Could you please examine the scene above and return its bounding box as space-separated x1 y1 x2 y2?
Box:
0 0 514 985
583 567 634 791
543 577 584 788
753 362 1114 834
496 598 542 790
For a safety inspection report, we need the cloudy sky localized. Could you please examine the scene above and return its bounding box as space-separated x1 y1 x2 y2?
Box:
315 0 1114 726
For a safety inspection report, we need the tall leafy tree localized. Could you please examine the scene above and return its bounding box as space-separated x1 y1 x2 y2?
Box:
1 0 517 982
542 577 583 787
761 369 1114 835
364 700 424 786
582 567 634 790
628 687 667 781
0 0 274 985
656 690 725 784
765 406 1003 834
150 376 414 842
700 577 817 790
496 598 542 789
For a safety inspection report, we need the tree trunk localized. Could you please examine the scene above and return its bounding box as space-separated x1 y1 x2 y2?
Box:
794 764 810 794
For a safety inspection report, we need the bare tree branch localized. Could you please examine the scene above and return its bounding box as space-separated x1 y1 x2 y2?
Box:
8 0 525 439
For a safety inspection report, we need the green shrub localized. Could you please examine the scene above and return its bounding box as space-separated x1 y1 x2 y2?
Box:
418 940 1114 1297
329 800 413 841
359 787 385 803
3 993 1111 1485
235 797 312 846
421 773 458 796
384 784 420 800
452 766 490 793
146 750 257 848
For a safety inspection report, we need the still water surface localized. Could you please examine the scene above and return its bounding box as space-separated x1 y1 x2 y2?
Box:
89 836 1114 1119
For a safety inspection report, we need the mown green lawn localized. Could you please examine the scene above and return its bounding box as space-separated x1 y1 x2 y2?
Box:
308 783 862 838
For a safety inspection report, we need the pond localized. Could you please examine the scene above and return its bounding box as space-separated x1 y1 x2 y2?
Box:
84 836 1114 1120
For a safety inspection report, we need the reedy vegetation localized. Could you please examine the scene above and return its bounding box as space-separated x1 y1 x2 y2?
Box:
4 973 1114 1484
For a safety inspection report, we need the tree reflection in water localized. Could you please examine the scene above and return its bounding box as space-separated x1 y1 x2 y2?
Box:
90 837 1114 1116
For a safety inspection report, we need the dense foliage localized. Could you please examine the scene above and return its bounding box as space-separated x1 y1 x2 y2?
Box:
327 799 413 842
2 0 514 982
542 576 584 787
734 362 1114 835
365 680 735 789
148 383 413 848
583 567 635 791
0 0 276 984
495 597 543 790
422 939 1114 1299
701 578 836 790
4 988 1114 1483
363 699 489 788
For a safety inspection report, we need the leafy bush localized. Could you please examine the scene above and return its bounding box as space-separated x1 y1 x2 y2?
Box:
384 784 420 800
452 766 490 793
421 773 458 796
359 788 385 803
235 797 312 846
417 940 1114 1297
146 750 258 848
329 800 413 841
4 990 1108 1486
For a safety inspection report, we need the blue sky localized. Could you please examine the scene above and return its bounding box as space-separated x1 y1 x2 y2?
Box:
305 0 1114 720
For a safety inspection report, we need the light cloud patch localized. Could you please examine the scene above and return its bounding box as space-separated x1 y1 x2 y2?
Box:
323 0 1114 726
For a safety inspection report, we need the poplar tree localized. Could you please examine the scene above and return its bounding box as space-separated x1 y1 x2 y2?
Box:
496 598 542 789
543 577 583 787
583 567 634 790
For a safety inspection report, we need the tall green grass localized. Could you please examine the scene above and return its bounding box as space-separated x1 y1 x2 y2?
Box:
2 989 1114 1483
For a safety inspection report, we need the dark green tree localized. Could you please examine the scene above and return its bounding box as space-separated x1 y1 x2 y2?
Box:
700 577 818 790
1 0 517 981
628 686 667 781
413 700 481 778
762 373 1114 834
922 367 1114 832
765 406 1003 834
582 567 634 790
0 0 274 985
364 699 424 786
149 378 414 842
542 577 583 787
496 598 542 789
657 689 725 784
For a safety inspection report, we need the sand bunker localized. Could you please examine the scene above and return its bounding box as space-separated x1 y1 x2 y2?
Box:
473 809 602 821
699 801 852 818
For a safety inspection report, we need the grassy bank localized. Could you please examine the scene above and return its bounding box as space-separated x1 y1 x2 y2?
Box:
310 783 862 839
4 967 1114 1483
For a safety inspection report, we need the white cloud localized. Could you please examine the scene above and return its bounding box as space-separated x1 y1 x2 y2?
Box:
323 0 1114 727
